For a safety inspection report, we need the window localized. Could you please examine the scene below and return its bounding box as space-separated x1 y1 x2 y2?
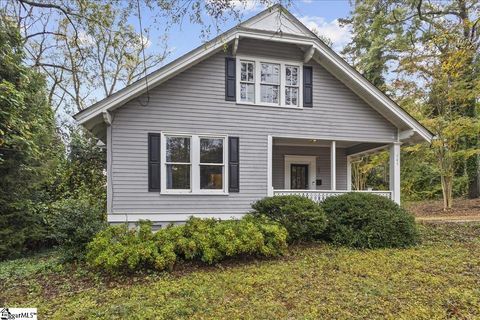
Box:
240 61 255 103
285 65 299 106
260 63 280 104
165 136 191 190
161 133 227 194
237 58 302 108
200 138 224 190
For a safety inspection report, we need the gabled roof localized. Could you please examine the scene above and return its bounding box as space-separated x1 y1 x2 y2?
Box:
74 4 433 143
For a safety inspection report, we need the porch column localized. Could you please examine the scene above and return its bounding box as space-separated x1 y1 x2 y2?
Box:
346 155 352 191
389 142 401 204
267 135 273 196
331 141 336 190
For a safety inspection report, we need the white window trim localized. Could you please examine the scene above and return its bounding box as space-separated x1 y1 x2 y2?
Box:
160 132 229 195
284 155 316 190
236 56 303 109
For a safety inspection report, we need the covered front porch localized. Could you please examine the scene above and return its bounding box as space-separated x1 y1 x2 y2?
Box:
267 136 401 204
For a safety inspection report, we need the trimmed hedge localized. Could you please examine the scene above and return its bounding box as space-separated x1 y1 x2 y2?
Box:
321 193 418 248
250 195 327 243
86 216 287 273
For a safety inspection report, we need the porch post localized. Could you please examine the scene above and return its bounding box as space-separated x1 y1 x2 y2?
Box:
346 155 352 191
389 142 401 204
267 135 273 196
331 141 336 190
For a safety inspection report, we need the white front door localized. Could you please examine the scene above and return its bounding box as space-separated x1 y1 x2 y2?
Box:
284 155 317 190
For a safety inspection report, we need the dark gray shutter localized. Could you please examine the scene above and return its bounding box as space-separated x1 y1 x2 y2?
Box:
148 133 160 191
225 57 236 101
228 137 239 192
303 66 313 107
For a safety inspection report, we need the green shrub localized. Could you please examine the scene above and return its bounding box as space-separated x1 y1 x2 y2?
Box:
321 193 418 248
250 195 327 242
51 196 106 261
86 216 287 273
174 216 287 264
86 221 176 273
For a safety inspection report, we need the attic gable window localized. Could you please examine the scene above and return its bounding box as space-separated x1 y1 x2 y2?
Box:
236 57 303 108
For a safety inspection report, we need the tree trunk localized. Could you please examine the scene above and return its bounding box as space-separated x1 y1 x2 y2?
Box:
441 175 453 210
467 153 480 198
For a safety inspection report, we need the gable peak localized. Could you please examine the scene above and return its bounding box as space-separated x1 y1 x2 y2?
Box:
240 5 315 38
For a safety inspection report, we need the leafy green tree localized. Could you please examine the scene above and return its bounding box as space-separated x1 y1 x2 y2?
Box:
343 0 480 208
0 17 62 259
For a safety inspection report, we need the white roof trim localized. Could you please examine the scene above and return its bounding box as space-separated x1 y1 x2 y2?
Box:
74 5 433 143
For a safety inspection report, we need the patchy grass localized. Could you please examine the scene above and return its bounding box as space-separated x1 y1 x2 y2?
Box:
1 223 480 319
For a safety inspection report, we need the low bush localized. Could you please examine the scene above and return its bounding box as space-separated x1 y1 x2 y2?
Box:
174 216 287 264
51 195 106 261
250 195 327 242
321 193 418 249
86 216 287 273
86 221 176 272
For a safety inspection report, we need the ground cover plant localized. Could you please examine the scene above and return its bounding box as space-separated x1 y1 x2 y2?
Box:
1 223 479 319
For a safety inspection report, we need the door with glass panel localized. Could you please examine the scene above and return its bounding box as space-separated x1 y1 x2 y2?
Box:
290 164 309 190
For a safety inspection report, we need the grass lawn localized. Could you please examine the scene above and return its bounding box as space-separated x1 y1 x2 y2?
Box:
1 223 480 319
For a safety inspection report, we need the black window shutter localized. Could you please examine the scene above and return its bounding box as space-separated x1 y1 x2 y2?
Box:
148 133 161 191
303 66 313 107
225 57 236 101
228 137 239 192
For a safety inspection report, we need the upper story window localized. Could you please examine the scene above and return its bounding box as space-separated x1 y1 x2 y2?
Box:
285 65 299 106
240 61 255 103
161 133 227 194
236 57 302 108
260 63 280 104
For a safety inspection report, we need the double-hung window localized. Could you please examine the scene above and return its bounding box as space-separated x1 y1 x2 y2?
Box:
161 133 227 194
285 65 299 106
237 58 302 108
260 62 280 104
240 61 255 103
200 137 224 190
165 136 191 191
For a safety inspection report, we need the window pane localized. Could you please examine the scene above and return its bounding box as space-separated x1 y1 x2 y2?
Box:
200 165 223 189
247 63 254 82
241 62 254 82
240 83 255 102
285 87 298 106
166 136 190 162
166 164 190 189
200 138 223 163
286 66 298 86
261 63 279 84
260 84 279 103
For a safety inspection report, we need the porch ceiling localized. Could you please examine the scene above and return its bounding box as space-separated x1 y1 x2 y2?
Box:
273 137 361 148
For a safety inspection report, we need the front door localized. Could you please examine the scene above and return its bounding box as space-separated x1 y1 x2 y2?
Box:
290 164 309 189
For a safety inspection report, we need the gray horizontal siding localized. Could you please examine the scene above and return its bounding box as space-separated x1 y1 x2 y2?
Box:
110 39 396 219
272 145 347 190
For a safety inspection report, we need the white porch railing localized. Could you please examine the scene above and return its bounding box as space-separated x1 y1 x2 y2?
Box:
273 190 393 203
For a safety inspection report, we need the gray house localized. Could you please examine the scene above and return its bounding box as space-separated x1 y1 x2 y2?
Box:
74 5 433 225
